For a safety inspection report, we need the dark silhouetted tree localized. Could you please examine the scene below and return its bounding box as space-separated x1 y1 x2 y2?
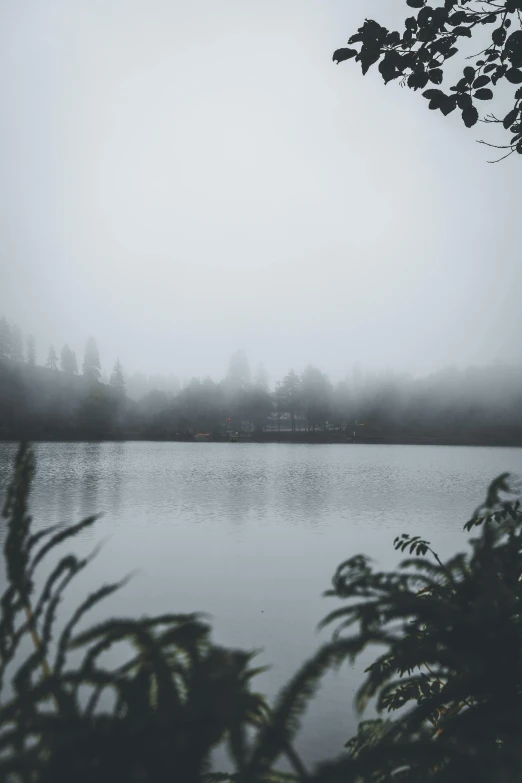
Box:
11 325 24 362
334 0 522 162
225 349 251 391
279 369 302 432
82 337 101 382
46 345 58 370
77 385 116 436
110 358 126 397
300 366 333 431
0 317 12 360
243 384 273 432
60 344 78 374
26 334 36 366
271 381 285 432
254 363 270 391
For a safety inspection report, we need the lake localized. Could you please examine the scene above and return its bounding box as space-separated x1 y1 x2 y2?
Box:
0 441 521 768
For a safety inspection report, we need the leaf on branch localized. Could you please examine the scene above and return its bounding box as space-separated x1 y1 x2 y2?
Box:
422 88 446 109
503 108 519 129
406 0 426 7
473 75 491 89
492 26 507 46
464 66 475 84
462 105 479 127
386 31 401 46
474 88 493 100
360 52 381 76
505 68 522 84
456 93 471 109
440 96 458 115
408 71 430 89
333 48 358 64
448 11 467 26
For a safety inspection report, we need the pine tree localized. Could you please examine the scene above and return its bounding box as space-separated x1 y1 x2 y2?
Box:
109 358 126 397
226 349 251 391
254 363 270 391
26 335 36 366
0 317 12 360
10 325 24 362
46 345 58 370
60 345 78 375
279 369 302 432
82 337 101 382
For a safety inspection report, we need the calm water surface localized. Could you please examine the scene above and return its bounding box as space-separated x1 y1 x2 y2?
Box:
0 442 521 766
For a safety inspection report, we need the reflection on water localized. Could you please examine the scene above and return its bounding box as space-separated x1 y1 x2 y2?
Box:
80 443 102 521
0 441 521 765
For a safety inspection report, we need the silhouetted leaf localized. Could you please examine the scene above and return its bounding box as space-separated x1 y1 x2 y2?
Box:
440 96 458 115
473 75 491 88
474 88 493 100
457 93 472 109
505 68 522 83
464 66 475 83
503 108 519 128
333 48 358 64
409 71 430 89
422 88 446 109
492 26 507 45
462 105 479 127
448 11 467 25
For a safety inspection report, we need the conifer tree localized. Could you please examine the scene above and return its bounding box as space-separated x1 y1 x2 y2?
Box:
46 345 58 370
60 344 78 374
82 337 101 382
110 358 126 397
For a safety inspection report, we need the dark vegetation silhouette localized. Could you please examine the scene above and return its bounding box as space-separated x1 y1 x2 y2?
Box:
1 443 521 781
45 347 58 372
333 0 522 162
60 345 78 376
82 338 101 384
1 317 522 443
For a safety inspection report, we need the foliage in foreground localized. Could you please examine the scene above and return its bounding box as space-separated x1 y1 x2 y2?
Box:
0 443 521 782
334 0 522 162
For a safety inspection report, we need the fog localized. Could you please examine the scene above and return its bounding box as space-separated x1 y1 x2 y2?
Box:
1 0 521 383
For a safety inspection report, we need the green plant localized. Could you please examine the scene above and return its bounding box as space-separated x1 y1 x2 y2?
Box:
1 443 521 782
303 473 522 781
334 0 522 161
0 444 275 782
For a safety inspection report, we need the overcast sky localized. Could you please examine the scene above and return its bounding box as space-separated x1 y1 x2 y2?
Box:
1 0 520 383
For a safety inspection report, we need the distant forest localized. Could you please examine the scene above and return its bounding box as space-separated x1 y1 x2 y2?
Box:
1 315 522 445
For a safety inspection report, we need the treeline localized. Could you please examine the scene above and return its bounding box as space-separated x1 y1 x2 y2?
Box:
143 356 522 444
1 316 522 443
0 316 130 440
0 317 125 392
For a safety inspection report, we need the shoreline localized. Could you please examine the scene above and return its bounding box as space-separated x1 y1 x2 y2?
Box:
1 433 521 448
